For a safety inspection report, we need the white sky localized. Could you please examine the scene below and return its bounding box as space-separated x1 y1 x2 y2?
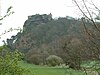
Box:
0 0 100 45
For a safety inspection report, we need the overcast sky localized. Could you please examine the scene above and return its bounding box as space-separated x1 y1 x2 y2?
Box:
0 0 99 45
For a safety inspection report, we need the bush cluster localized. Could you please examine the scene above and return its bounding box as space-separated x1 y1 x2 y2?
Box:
46 55 63 66
0 45 31 75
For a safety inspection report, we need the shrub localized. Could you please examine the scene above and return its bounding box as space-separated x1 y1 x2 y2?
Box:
0 45 31 75
46 55 63 66
27 54 43 65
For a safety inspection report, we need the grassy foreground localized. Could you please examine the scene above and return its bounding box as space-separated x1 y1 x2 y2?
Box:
19 61 84 75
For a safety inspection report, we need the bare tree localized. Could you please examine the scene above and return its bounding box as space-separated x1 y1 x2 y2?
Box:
72 0 100 74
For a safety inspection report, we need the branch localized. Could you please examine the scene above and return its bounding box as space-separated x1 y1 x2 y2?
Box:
73 0 100 32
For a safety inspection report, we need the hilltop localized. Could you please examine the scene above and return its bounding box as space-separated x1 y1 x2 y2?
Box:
6 14 100 66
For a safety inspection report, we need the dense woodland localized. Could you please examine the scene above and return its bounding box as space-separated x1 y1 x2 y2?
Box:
6 13 100 69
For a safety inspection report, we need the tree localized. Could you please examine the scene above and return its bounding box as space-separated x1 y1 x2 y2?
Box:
72 0 100 74
0 6 32 75
0 45 29 75
72 0 100 59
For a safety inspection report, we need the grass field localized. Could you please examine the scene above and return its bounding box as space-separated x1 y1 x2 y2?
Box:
4 60 100 75
19 61 85 75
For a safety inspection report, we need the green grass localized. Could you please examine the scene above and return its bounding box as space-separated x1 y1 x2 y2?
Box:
4 60 100 75
19 61 84 75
